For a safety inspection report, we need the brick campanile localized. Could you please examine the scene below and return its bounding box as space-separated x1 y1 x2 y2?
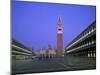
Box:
57 17 63 56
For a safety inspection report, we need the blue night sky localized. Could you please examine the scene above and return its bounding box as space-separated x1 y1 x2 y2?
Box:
12 1 96 51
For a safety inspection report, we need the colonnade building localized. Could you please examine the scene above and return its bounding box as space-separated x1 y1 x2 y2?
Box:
65 21 96 57
12 39 34 60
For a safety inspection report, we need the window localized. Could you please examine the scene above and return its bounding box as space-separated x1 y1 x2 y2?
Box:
58 29 62 31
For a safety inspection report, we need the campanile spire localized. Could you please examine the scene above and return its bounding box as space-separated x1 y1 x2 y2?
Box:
58 16 62 25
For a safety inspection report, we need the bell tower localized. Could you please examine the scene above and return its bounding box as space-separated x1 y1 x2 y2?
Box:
57 17 63 56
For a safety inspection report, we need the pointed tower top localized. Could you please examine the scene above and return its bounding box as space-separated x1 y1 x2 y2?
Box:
58 16 62 25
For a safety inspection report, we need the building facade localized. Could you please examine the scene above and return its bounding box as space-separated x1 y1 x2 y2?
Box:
37 45 57 58
12 39 34 60
65 21 96 57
